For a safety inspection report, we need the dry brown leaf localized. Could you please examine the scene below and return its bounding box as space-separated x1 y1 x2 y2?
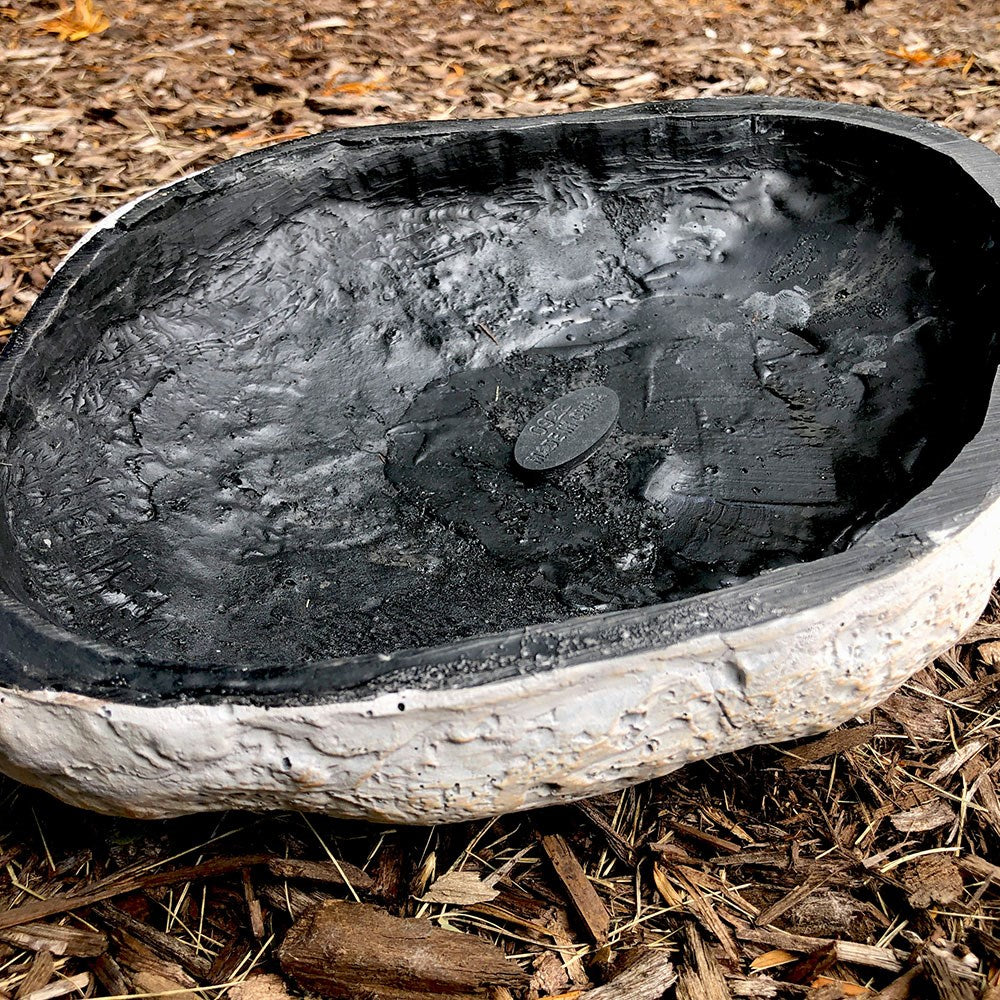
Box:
749 949 797 970
41 0 109 42
330 79 386 96
810 977 875 997
886 47 966 68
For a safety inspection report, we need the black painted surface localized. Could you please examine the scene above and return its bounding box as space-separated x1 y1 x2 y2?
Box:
512 386 619 475
1 99 1000 704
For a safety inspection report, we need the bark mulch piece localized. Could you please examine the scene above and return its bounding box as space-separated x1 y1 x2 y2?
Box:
3 1 1000 998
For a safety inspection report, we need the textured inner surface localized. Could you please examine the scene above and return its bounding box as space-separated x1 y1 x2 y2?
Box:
0 112 997 668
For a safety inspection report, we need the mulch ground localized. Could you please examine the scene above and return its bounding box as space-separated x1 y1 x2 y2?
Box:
2 1 1000 998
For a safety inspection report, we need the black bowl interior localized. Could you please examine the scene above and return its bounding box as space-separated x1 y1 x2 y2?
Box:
2 106 999 673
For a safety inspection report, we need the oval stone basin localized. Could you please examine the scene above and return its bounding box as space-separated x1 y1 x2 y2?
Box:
1 97 999 821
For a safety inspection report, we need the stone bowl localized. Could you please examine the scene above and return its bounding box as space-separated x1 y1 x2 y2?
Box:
2 98 999 822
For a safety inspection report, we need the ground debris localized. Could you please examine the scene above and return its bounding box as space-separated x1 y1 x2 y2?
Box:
676 923 732 1000
94 901 212 979
115 928 198 998
0 923 105 959
227 972 295 1000
13 950 54 1000
538 831 610 946
278 900 529 999
574 949 676 999
2 1 1000 997
781 724 879 769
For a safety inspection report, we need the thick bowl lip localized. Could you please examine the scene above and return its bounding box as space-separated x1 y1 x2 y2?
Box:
2 95 1000 706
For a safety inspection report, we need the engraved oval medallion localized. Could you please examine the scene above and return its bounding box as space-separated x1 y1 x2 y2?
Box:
514 386 620 475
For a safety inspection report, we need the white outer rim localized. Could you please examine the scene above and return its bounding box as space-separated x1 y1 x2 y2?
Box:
1 495 996 821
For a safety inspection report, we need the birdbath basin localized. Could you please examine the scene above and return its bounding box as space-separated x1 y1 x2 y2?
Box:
2 98 999 821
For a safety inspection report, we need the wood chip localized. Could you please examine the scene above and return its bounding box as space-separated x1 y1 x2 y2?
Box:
670 866 741 964
901 855 964 909
923 954 978 1000
676 924 731 1000
278 901 528 1000
729 977 809 998
15 951 55 1000
370 839 408 904
115 930 198 996
929 739 987 782
890 799 955 833
227 973 295 1000
611 71 659 91
958 854 1000 884
584 950 676 999
206 932 256 984
0 855 270 931
871 968 921 1000
93 904 211 980
301 15 351 30
89 953 127 998
782 724 878 769
583 66 642 81
0 924 106 959
260 883 333 922
529 951 569 997
754 868 834 928
242 869 266 942
267 857 374 894
666 821 742 855
734 925 904 973
539 833 609 946
418 870 500 906
575 801 636 867
785 942 837 985
18 973 90 1000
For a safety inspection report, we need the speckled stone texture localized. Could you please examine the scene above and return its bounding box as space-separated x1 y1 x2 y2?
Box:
0 98 999 820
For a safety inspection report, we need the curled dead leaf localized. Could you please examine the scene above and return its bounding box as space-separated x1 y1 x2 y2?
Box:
886 47 966 68
329 79 387 96
810 977 874 997
750 949 797 970
41 0 109 42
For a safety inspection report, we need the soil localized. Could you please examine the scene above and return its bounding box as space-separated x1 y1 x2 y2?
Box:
2 1 1000 997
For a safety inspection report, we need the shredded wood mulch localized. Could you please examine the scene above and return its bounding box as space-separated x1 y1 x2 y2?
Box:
2 1 1000 998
